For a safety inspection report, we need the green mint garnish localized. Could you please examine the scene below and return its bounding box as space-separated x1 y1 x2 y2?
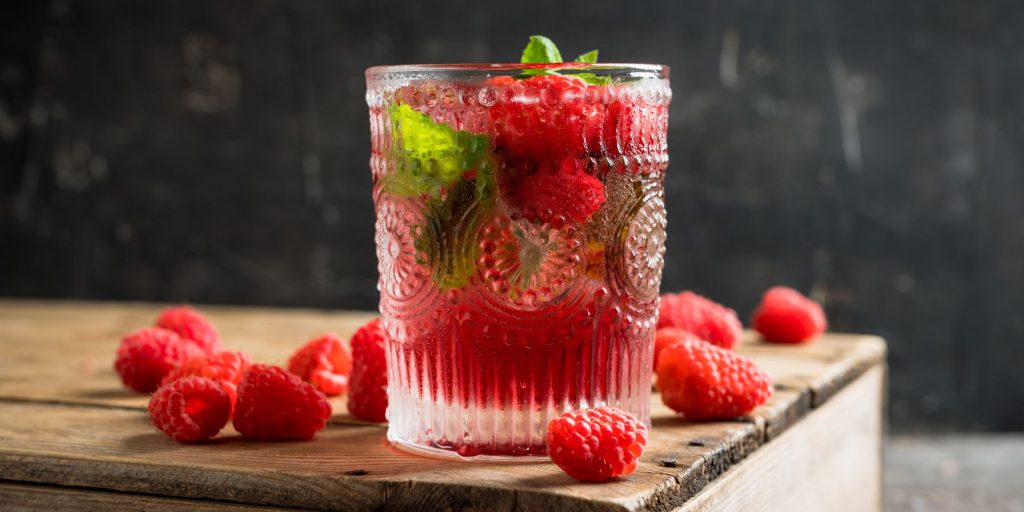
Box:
518 36 612 85
521 35 563 64
385 104 489 197
574 50 599 63
385 103 497 290
413 165 496 290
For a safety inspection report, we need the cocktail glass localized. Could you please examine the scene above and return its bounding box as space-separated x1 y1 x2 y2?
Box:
365 63 670 458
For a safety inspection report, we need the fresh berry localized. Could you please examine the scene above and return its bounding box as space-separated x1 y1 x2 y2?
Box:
752 286 827 344
656 338 772 420
232 364 332 441
653 328 702 371
488 74 601 161
155 306 222 354
162 350 252 412
500 157 605 227
287 334 352 396
114 327 204 393
546 407 648 482
347 318 388 422
657 292 743 350
148 376 231 443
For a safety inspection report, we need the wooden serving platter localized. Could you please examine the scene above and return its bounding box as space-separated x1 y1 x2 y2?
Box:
0 299 886 511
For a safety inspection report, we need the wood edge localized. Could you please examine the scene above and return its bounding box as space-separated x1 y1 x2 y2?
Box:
0 480 295 511
809 335 887 408
0 452 380 510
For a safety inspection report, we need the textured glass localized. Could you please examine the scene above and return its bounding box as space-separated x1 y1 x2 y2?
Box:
366 63 671 458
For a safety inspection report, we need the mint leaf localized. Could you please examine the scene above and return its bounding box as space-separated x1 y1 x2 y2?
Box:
574 50 598 63
575 73 613 86
414 165 496 290
521 35 562 64
385 104 489 197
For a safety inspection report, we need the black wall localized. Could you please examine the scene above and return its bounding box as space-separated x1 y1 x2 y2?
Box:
2 0 1023 431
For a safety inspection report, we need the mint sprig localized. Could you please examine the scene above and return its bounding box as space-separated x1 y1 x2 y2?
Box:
574 49 598 63
518 36 611 85
385 104 489 198
521 35 563 64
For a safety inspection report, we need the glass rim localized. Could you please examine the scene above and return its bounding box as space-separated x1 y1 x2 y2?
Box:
367 62 669 78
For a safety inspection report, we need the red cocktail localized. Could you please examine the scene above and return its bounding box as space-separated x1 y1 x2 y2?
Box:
366 58 670 458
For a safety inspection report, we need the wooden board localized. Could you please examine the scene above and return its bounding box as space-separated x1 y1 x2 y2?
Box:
0 482 294 512
0 300 886 511
680 366 884 511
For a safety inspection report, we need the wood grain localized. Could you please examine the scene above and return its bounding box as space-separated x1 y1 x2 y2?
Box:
0 481 295 511
0 300 886 511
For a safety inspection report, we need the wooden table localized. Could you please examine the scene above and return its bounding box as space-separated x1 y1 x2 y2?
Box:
0 300 886 511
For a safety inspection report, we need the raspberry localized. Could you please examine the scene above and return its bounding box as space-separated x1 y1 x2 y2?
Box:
488 74 601 161
657 292 743 350
114 327 203 393
546 407 648 482
162 350 252 412
656 337 772 420
232 364 332 441
500 157 605 227
148 376 231 443
346 318 388 422
287 334 352 396
752 286 827 344
155 306 222 354
653 328 702 371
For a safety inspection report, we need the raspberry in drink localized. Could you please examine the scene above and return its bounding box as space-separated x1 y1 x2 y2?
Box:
366 37 670 457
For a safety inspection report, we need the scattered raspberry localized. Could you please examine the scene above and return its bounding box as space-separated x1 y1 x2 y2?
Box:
162 350 252 412
488 74 601 161
148 376 231 443
114 327 204 393
657 292 743 350
546 407 648 482
347 318 388 422
653 328 703 371
656 338 772 420
752 286 827 344
500 157 605 227
287 334 352 397
232 364 332 441
155 306 222 354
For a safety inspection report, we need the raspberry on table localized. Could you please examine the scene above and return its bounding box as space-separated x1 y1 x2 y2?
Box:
162 350 252 413
546 407 649 482
287 333 352 397
653 328 702 371
500 157 606 227
155 306 222 354
657 292 743 350
115 327 204 393
346 318 388 423
656 337 773 421
232 364 332 441
752 286 827 344
148 376 231 443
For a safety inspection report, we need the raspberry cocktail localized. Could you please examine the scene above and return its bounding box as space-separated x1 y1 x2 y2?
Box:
366 47 670 457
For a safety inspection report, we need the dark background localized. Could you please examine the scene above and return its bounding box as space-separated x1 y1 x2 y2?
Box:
2 0 1022 431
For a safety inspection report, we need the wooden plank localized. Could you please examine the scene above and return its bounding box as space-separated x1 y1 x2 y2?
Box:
0 481 296 511
0 300 886 510
679 366 884 512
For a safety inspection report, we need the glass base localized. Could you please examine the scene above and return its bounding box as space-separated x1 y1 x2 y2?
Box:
387 431 551 462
